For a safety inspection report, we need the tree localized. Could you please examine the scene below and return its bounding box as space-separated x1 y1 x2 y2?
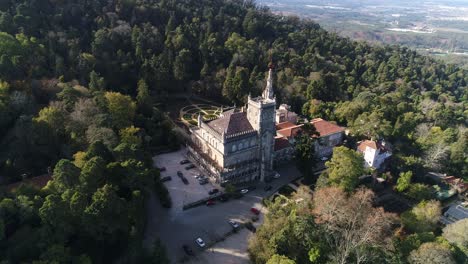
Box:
86 125 118 148
83 184 128 242
136 79 151 114
266 254 296 264
85 140 114 163
401 200 441 233
47 159 80 193
39 194 73 242
89 71 106 91
148 239 170 264
396 171 413 192
408 242 456 264
80 156 106 191
104 92 136 129
173 49 192 81
351 111 392 139
295 123 319 184
119 126 142 146
34 105 66 136
325 146 365 192
442 219 468 252
313 187 397 264
406 183 433 201
248 194 323 264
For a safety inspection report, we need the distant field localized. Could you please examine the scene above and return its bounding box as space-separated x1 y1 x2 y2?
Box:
257 0 468 67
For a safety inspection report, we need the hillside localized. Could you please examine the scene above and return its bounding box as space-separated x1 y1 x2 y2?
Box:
258 0 468 68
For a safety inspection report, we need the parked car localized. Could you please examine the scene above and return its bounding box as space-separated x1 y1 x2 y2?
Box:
228 220 239 229
245 222 256 233
194 174 203 179
177 171 183 177
218 195 228 202
208 188 219 195
251 215 259 222
185 164 195 170
321 156 329 161
182 245 194 256
240 189 249 194
161 176 172 182
250 207 260 215
273 172 281 179
180 160 190 164
206 200 215 206
158 167 166 172
195 238 205 248
249 186 257 191
199 178 209 185
264 185 272 191
181 177 189 185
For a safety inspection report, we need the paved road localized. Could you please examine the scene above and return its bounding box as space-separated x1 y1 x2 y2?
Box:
144 148 302 264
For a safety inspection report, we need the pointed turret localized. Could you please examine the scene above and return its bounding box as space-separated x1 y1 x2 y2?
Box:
262 63 274 100
197 113 203 127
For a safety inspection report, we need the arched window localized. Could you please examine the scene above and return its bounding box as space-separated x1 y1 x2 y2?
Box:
232 144 237 152
239 142 243 150
250 139 255 147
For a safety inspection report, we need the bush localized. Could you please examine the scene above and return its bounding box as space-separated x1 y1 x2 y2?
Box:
155 182 172 208
405 183 433 201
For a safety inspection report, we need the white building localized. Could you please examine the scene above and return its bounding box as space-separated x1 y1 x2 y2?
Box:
357 140 392 170
275 104 298 124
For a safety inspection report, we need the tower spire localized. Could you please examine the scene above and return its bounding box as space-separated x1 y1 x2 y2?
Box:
262 62 274 100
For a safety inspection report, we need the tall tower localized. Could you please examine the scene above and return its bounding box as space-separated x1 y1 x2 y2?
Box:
247 64 276 181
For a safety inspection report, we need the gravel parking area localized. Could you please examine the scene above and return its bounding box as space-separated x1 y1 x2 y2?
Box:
153 148 217 214
144 147 302 264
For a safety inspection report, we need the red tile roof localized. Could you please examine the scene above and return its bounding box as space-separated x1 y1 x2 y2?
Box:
357 140 390 153
274 136 291 151
310 118 345 137
276 121 296 130
6 174 52 192
277 124 303 139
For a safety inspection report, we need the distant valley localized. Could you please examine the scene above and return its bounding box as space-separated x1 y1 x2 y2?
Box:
257 0 468 67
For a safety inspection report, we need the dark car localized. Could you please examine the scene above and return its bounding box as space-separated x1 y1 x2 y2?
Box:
161 176 172 182
181 177 189 185
180 160 190 164
208 188 219 195
206 200 215 206
158 167 166 172
199 178 209 185
185 164 195 170
218 195 228 202
182 245 194 256
264 185 272 191
245 222 256 233
177 171 183 177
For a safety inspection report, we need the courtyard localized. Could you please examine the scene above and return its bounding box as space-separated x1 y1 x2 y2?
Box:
144 148 302 264
180 103 231 127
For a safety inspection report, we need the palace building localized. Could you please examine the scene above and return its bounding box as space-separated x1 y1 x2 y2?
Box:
187 65 277 185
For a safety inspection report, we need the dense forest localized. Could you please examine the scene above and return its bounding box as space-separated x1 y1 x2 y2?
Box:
0 0 466 262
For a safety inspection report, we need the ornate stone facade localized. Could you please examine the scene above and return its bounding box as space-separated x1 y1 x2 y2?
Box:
188 66 276 185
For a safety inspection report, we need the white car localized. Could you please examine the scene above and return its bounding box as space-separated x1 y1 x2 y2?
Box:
321 157 329 161
240 189 249 194
195 237 205 247
273 172 281 179
228 220 239 228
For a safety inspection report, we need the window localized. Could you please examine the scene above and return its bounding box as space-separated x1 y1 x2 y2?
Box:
232 145 237 152
250 139 255 146
239 142 243 150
